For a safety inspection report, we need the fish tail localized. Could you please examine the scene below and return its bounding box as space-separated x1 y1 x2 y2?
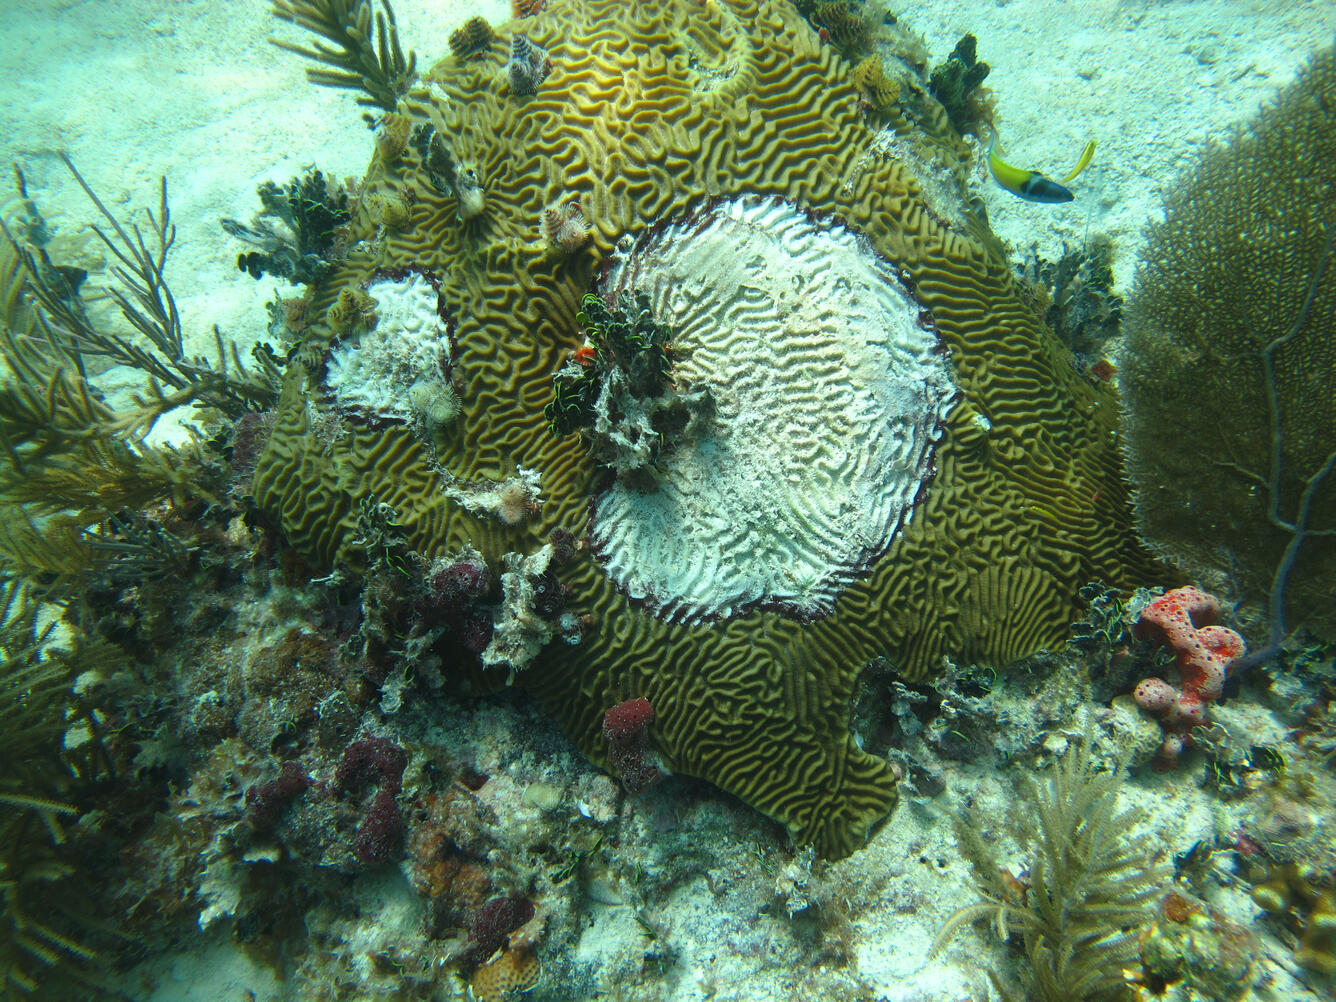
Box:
1062 140 1096 184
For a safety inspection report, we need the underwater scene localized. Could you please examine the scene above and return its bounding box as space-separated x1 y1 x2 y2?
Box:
1 0 1335 999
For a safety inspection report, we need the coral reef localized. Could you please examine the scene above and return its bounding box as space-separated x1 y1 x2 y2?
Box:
1121 40 1336 643
1132 586 1246 767
250 0 1159 856
471 944 541 1000
1250 863 1336 976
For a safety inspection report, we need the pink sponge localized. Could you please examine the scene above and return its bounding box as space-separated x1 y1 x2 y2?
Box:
1132 586 1245 767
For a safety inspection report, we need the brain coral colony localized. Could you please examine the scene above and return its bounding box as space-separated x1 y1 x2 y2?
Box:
250 0 1155 860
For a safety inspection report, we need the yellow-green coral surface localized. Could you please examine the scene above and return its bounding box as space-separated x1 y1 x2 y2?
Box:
252 0 1155 857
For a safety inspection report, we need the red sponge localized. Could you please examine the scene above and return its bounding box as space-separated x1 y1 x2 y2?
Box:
1132 586 1245 767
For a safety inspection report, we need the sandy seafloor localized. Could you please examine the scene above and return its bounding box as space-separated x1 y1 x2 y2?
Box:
2 1 1335 1001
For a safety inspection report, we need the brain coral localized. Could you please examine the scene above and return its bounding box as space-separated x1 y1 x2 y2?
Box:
1121 42 1336 642
251 0 1156 856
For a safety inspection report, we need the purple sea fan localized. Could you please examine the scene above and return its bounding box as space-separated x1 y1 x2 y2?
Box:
506 33 551 96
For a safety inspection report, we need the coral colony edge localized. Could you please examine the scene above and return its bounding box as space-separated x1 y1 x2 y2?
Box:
0 1 1333 1001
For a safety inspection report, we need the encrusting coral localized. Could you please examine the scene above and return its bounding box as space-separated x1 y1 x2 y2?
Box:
250 0 1159 857
1138 890 1261 1001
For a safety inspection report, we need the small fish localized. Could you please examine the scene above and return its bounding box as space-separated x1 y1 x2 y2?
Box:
989 133 1096 203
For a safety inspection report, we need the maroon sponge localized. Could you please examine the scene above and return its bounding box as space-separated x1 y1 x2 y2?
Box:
602 698 664 793
466 896 535 961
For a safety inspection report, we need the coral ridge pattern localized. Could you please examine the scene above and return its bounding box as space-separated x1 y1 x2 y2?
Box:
251 0 1155 856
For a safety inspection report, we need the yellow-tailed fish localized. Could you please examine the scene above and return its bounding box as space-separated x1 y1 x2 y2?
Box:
988 134 1096 203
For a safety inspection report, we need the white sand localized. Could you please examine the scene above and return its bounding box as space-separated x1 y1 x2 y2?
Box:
0 0 505 361
2 0 1330 352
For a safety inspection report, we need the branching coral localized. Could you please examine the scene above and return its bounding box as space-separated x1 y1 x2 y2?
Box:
0 163 269 610
269 0 417 113
933 733 1168 1001
3 156 280 418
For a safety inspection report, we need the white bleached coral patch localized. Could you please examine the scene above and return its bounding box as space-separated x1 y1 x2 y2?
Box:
592 194 955 624
322 270 458 429
482 543 582 678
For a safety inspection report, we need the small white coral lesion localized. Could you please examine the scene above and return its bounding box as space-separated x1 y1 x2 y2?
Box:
322 271 456 436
